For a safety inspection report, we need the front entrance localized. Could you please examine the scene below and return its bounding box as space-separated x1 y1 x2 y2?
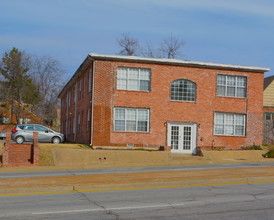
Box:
167 123 197 154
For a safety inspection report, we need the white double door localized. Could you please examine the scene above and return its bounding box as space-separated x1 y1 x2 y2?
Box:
168 123 197 154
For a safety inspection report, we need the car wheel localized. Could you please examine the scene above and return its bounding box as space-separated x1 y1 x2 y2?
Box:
16 136 24 144
52 137 61 144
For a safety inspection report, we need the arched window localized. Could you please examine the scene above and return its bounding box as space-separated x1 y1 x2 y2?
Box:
171 79 196 101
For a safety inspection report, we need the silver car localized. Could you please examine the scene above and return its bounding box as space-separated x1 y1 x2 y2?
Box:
0 130 6 140
11 124 65 144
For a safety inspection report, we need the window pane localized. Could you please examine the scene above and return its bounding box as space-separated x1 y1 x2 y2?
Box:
137 110 148 120
127 79 139 90
214 125 224 135
115 120 125 131
214 113 245 136
236 87 245 98
225 114 234 125
235 125 244 136
126 109 136 120
217 75 246 98
227 76 235 86
171 79 196 101
117 79 127 90
217 85 225 96
140 80 150 91
138 121 148 132
224 125 234 135
117 67 127 79
237 77 246 87
265 113 271 120
117 67 150 91
235 114 244 125
139 69 150 80
115 109 125 120
126 121 136 131
217 75 226 85
215 113 224 124
128 68 139 79
227 86 235 97
114 108 149 132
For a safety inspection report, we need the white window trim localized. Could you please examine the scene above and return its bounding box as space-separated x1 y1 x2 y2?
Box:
117 67 151 92
171 79 196 102
217 74 247 98
214 112 246 136
114 107 150 132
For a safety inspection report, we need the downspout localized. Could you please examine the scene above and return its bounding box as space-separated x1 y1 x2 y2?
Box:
90 60 95 146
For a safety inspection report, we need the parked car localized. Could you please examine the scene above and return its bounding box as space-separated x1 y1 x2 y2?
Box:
0 130 6 140
11 124 65 144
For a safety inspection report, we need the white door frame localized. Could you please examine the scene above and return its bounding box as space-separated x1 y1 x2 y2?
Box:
167 122 197 154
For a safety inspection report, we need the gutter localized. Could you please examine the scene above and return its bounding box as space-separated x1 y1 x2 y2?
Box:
90 60 95 146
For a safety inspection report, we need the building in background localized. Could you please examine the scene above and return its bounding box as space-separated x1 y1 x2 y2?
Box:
263 75 274 144
59 53 269 153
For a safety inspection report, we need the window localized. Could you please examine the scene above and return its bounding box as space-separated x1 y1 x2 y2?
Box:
24 125 34 131
171 79 196 101
74 84 77 103
217 75 246 98
87 108 91 130
89 69 92 92
35 125 48 132
114 108 149 132
214 112 246 136
117 67 150 91
265 112 274 120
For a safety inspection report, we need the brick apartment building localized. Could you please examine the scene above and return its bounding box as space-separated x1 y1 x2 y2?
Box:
58 53 269 154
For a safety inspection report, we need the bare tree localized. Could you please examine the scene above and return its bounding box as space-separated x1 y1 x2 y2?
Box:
160 34 184 59
29 55 66 125
140 41 162 58
117 33 140 56
117 33 184 59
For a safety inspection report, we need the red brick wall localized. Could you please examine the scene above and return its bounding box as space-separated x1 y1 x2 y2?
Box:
60 59 264 148
61 67 92 144
2 132 40 167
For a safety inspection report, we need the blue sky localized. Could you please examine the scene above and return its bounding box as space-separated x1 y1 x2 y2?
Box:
1 0 273 78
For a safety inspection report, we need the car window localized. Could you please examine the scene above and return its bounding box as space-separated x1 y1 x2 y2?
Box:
24 125 34 130
18 125 25 129
35 125 48 132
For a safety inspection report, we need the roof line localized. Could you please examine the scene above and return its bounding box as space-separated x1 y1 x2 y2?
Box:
89 53 270 72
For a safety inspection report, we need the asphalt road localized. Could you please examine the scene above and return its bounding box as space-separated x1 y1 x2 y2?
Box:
0 181 274 220
1 162 274 179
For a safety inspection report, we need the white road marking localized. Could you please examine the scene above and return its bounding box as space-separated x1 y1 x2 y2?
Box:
32 203 185 215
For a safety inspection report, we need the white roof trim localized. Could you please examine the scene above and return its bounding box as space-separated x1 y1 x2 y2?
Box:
89 53 270 72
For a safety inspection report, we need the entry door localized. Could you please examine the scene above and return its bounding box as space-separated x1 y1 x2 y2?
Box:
168 123 197 154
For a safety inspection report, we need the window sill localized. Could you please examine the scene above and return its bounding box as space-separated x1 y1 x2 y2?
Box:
113 130 150 134
216 95 246 99
170 100 196 103
214 134 246 138
116 89 151 93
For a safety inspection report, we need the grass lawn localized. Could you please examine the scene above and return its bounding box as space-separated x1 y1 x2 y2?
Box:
39 143 91 166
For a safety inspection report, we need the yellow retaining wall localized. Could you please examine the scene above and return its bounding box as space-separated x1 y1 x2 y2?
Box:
53 149 172 167
201 150 265 161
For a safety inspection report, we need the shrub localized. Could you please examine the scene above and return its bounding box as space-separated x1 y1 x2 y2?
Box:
263 148 274 158
241 144 262 150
